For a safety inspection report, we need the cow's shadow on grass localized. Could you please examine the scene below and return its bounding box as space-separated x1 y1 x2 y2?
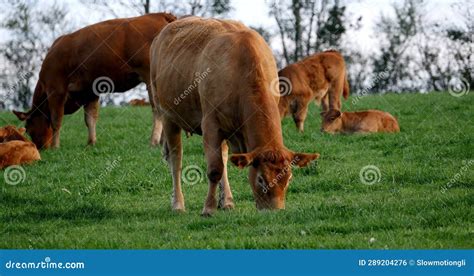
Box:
3 193 115 223
2 192 177 225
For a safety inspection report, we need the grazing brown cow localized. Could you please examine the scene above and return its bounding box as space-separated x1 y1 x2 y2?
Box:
0 125 28 142
278 50 349 132
150 17 319 216
13 13 176 149
321 110 400 134
129 99 150 106
0 141 41 169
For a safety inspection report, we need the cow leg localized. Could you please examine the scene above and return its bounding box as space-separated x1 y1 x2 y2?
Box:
202 120 224 216
48 93 67 148
146 84 163 146
327 78 343 111
84 98 99 145
150 114 163 146
163 119 185 212
321 94 329 113
293 100 309 133
218 140 234 210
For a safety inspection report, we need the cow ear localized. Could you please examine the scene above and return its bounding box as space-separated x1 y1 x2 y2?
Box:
13 110 28 121
230 153 254 169
292 152 320 168
18 127 26 134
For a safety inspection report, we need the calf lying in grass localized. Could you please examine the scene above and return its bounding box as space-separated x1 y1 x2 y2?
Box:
0 125 28 142
0 125 41 169
321 110 400 134
129 99 150 106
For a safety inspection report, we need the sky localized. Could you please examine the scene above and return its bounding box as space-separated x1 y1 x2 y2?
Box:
0 0 465 50
69 0 467 55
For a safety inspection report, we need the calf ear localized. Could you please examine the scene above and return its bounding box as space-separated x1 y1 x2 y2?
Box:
292 153 320 168
13 110 28 121
230 153 254 169
18 127 26 134
325 109 341 121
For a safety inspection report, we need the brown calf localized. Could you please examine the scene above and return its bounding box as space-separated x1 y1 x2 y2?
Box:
0 141 41 169
13 13 176 149
129 99 150 106
0 125 28 142
150 17 319 216
278 50 349 132
321 110 400 134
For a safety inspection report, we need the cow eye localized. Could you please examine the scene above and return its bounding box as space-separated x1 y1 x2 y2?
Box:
257 175 265 185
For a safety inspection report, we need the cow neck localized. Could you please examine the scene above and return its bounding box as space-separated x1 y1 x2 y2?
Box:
242 96 284 152
30 82 50 117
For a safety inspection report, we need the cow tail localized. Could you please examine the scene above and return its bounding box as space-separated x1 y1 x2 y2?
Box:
343 73 350 100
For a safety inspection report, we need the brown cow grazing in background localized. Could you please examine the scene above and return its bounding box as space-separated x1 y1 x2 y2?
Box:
129 99 150 106
0 126 28 142
0 141 41 169
278 50 349 132
13 13 176 149
321 110 400 134
150 17 319 216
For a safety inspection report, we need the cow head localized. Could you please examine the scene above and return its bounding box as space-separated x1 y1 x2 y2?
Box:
321 110 342 134
0 125 27 142
13 110 52 149
230 148 319 210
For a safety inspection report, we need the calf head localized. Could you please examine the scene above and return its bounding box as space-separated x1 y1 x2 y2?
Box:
321 110 342 134
0 125 27 142
230 148 319 210
13 110 52 149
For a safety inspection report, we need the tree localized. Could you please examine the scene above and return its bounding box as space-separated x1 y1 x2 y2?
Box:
0 0 69 109
371 0 421 93
83 0 232 17
444 1 473 91
269 0 356 65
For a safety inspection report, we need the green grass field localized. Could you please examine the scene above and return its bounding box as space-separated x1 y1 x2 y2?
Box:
1 92 472 249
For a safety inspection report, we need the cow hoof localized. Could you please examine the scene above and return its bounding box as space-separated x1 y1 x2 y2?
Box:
218 200 235 210
221 202 235 210
172 202 185 212
87 141 96 146
201 207 215 217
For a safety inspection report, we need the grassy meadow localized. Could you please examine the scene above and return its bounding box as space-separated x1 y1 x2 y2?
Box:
0 92 472 249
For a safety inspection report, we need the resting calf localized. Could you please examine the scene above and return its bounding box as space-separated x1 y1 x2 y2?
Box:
321 110 400 134
0 125 28 142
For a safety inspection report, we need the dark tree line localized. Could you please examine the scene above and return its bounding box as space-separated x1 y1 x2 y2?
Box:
0 0 471 110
